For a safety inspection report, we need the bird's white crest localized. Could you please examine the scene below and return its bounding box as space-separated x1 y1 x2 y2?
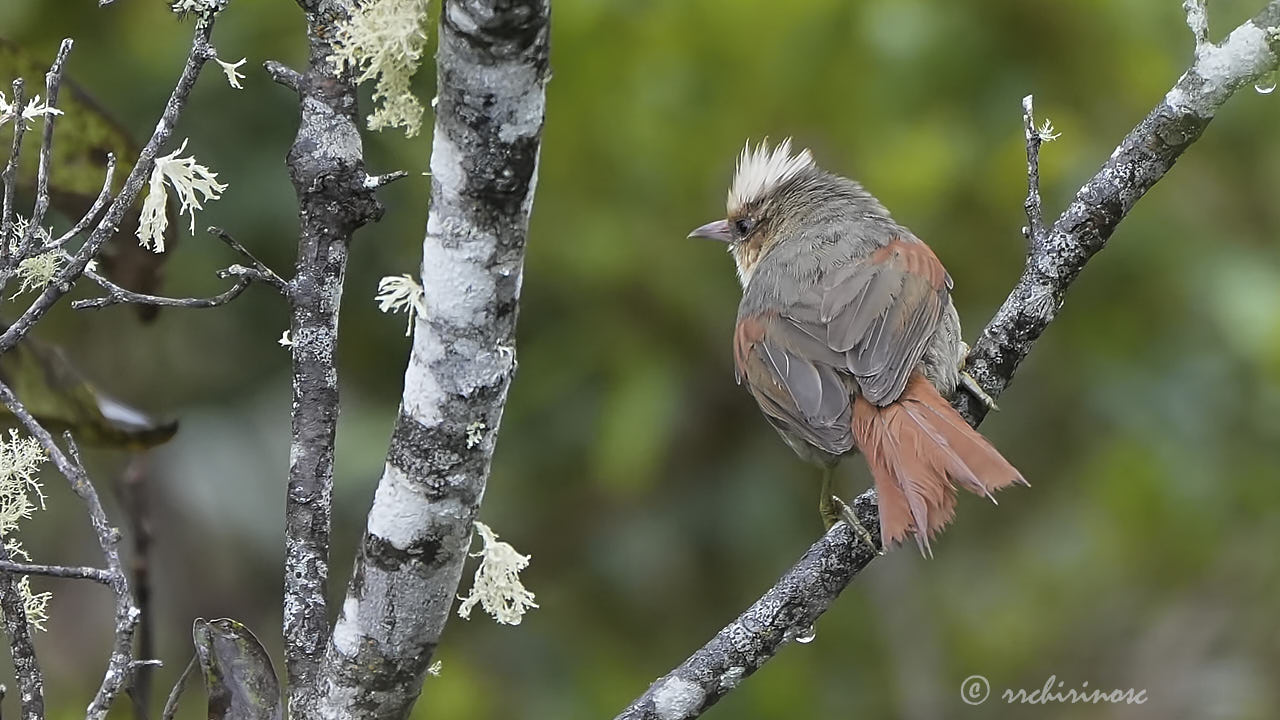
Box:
728 138 815 213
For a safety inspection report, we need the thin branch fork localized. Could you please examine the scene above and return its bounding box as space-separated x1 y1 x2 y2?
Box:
72 266 259 310
0 380 139 720
616 3 1280 718
72 227 287 310
39 153 116 254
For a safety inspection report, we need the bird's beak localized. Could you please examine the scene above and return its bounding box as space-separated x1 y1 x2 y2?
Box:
688 219 733 242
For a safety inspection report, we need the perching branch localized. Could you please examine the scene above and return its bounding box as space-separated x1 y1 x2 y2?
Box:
314 1 551 717
272 0 389 714
0 25 222 718
615 3 1280 718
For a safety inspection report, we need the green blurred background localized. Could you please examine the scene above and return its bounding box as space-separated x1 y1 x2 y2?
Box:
1 0 1279 718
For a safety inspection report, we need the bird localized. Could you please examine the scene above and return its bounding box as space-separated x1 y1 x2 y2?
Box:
689 139 1026 555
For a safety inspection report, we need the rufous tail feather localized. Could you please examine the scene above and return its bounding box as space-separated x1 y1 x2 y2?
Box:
851 373 1025 555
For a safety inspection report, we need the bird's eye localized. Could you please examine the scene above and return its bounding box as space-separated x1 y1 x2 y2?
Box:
734 218 755 236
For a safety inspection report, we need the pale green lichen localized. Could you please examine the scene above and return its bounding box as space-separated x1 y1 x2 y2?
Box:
4 216 56 295
0 432 51 632
457 521 537 626
465 421 486 449
11 252 62 298
170 0 226 14
215 57 246 90
137 139 227 253
0 90 62 127
375 274 427 336
329 0 432 136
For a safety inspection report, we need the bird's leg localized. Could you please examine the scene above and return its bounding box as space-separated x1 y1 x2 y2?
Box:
957 341 1000 412
818 467 881 554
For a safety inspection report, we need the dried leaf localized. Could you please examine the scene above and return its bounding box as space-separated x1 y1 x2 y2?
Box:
193 618 282 720
0 330 177 449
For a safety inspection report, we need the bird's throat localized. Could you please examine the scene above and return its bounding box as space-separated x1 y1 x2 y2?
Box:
731 236 766 288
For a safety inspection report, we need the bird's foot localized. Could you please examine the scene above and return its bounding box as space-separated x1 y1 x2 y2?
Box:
960 371 1000 412
822 494 883 555
956 341 1000 411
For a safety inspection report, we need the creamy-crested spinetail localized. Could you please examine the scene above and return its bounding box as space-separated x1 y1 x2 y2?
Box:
690 140 1026 555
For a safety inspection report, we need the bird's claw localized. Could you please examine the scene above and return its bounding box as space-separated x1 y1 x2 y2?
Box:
960 371 1000 412
956 341 999 411
829 495 883 556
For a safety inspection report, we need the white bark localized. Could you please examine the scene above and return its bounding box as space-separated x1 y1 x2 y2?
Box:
314 2 550 717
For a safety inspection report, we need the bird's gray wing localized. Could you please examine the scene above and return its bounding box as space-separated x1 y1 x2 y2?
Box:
784 235 952 406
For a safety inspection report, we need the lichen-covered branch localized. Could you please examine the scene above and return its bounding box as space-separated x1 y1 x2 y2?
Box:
615 4 1280 719
954 0 1280 423
313 1 550 717
0 18 216 355
1020 94 1048 250
0 540 44 720
0 381 138 720
0 14 225 717
273 0 388 715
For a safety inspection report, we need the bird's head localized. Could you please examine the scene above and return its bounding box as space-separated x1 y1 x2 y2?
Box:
688 138 829 286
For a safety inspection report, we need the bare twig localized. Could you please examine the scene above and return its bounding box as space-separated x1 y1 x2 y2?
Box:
363 171 409 190
73 225 286 310
72 264 273 310
0 541 44 720
1184 0 1210 51
315 1 551 716
615 3 1280 718
207 226 288 290
15 39 73 262
262 60 302 92
0 560 112 584
1 79 28 272
116 457 154 720
159 655 195 720
1021 94 1047 249
42 153 116 252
